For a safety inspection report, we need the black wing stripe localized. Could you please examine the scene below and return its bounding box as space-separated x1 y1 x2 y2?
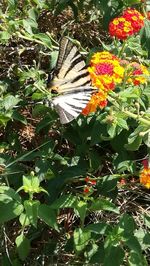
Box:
58 85 95 94
68 104 82 113
56 37 74 72
71 71 89 83
56 38 69 71
80 80 91 86
64 54 83 78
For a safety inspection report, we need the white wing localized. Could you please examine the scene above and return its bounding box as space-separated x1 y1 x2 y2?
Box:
52 87 93 124
48 37 97 124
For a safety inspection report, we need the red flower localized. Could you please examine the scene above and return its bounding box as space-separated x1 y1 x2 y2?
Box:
142 159 148 168
96 62 114 75
109 17 134 40
85 176 96 186
123 8 144 33
83 186 90 193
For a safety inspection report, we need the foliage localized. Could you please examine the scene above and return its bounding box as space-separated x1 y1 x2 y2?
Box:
0 0 150 265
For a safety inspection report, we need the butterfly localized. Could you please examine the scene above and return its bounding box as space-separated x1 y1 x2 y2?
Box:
47 37 96 124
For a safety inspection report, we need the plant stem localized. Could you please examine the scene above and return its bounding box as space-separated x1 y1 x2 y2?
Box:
123 110 150 126
118 40 127 58
108 95 150 126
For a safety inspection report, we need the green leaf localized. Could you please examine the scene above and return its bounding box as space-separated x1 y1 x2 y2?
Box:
50 194 77 209
15 234 30 261
143 214 150 229
104 246 125 266
84 243 99 263
19 213 30 226
0 186 21 202
90 198 119 214
23 18 38 33
117 118 128 130
89 149 103 172
128 251 148 266
74 201 87 223
135 228 150 250
89 243 105 264
50 50 59 70
0 201 24 223
24 200 40 228
107 123 117 138
125 236 142 254
74 228 91 253
0 31 11 42
119 214 135 235
33 33 52 48
85 223 111 235
97 175 118 199
38 204 59 231
12 110 27 125
125 135 142 151
35 114 57 133
3 95 20 110
125 125 144 151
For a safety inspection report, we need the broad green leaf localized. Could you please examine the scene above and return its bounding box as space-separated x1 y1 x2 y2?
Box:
23 18 38 33
19 213 30 226
119 214 135 234
84 243 98 263
0 201 24 223
0 31 11 42
107 123 117 138
0 186 21 202
50 194 77 209
85 223 111 235
125 135 142 151
38 204 58 231
15 234 30 261
89 243 105 264
125 236 142 254
117 118 128 130
74 228 91 253
89 149 103 172
135 228 150 249
50 50 58 69
97 175 118 199
12 111 27 125
90 198 119 214
3 95 20 110
143 214 150 229
74 201 87 223
104 246 125 266
33 33 52 48
24 200 40 228
128 251 148 266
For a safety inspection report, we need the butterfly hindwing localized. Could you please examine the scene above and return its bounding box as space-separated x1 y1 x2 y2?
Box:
49 37 96 124
52 88 93 124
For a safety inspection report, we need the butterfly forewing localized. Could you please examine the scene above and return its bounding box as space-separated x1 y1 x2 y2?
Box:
49 37 96 124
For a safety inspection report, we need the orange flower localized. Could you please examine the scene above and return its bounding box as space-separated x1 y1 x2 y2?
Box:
109 9 144 40
123 8 144 33
82 90 107 115
82 51 124 116
109 17 134 40
88 51 124 91
139 167 150 189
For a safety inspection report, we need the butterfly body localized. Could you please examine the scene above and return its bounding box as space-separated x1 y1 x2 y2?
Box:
48 37 96 124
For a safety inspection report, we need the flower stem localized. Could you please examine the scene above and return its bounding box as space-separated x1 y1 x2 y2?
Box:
118 40 127 58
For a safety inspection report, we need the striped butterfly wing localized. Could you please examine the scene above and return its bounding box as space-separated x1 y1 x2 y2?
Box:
50 37 95 124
